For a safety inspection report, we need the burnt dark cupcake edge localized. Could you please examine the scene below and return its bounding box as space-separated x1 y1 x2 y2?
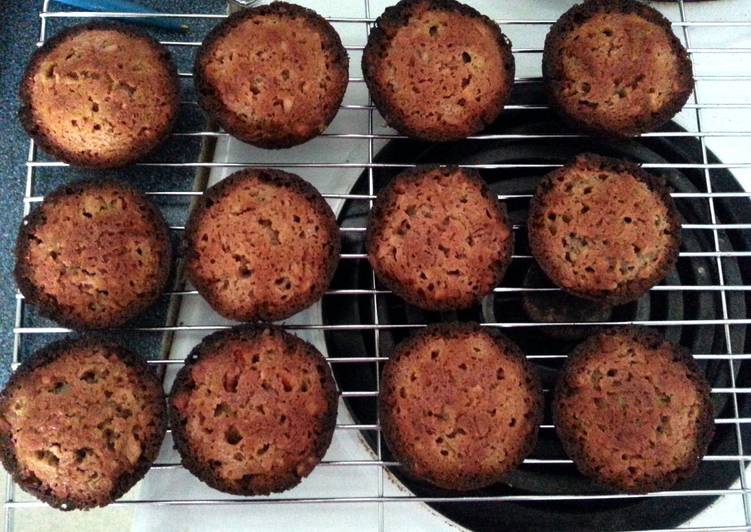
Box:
18 21 180 169
527 153 682 305
0 336 167 510
362 0 515 142
194 2 349 149
552 326 714 493
542 0 694 138
183 168 341 322
167 324 339 496
14 178 173 330
365 164 514 311
379 322 543 491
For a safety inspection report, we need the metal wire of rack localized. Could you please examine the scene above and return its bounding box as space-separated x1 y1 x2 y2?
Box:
5 0 751 531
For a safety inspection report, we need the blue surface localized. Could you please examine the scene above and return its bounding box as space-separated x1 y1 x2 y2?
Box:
0 3 42 386
0 1 227 386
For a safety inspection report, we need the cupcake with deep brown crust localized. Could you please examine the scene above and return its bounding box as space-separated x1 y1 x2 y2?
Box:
528 154 681 305
362 0 515 142
522 264 612 341
543 0 694 137
366 165 513 311
19 22 179 168
0 337 166 510
194 2 349 149
169 325 338 495
554 327 714 493
380 323 542 491
15 179 172 329
184 169 340 322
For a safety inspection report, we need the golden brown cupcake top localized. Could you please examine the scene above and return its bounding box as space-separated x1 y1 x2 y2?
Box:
366 166 513 311
184 169 340 322
15 180 172 329
0 338 165 509
554 327 714 492
20 23 179 168
528 154 680 305
363 0 514 142
195 2 348 148
543 0 693 137
380 323 542 490
169 326 338 495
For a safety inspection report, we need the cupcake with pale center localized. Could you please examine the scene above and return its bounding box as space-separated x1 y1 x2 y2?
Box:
169 326 338 495
528 153 681 305
19 22 179 168
554 326 714 492
366 165 513 311
363 0 515 142
183 168 340 322
543 0 694 137
15 179 172 329
379 323 542 490
194 2 349 148
0 337 166 510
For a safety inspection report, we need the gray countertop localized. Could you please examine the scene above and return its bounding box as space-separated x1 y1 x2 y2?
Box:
0 0 228 385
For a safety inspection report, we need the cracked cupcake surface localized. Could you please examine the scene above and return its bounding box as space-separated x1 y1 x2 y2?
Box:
0 337 166 510
554 327 714 493
169 326 338 495
379 323 542 491
362 0 514 142
19 22 179 168
184 169 340 322
194 2 349 148
14 179 172 329
528 153 681 305
366 165 513 311
542 0 693 137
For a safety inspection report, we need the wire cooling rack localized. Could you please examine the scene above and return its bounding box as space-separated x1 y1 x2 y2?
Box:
6 0 751 531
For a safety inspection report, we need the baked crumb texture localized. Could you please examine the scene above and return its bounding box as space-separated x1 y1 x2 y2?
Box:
528 153 681 305
380 323 543 490
366 165 513 311
14 179 172 330
19 22 179 168
543 0 694 137
184 169 340 322
554 327 714 493
363 0 515 142
169 326 338 495
0 337 166 510
195 2 349 148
